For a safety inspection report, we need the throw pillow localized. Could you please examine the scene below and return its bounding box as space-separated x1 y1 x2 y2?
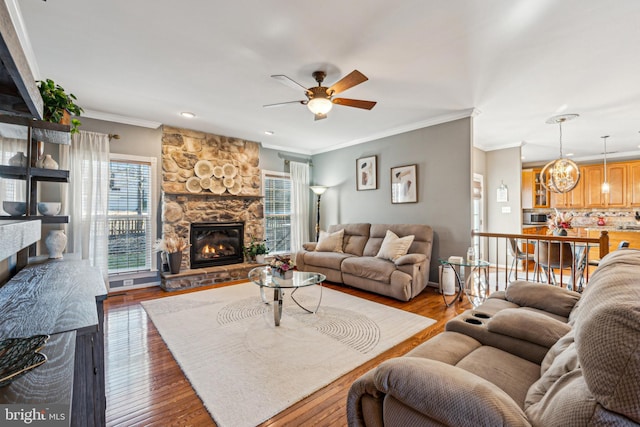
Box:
376 230 414 261
315 229 344 253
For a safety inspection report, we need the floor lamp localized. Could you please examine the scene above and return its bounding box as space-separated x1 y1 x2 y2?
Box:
310 186 328 241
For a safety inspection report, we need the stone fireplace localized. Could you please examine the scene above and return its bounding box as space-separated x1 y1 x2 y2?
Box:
160 126 263 290
190 222 244 268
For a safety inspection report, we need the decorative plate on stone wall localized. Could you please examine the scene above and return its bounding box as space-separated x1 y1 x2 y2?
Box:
194 160 214 178
222 163 237 178
200 177 212 190
212 165 224 179
186 177 202 193
210 179 226 194
228 181 242 195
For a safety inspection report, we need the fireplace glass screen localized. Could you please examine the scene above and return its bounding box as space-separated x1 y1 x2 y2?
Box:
190 222 244 268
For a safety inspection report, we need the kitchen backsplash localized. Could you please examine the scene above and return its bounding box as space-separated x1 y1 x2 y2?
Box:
524 209 640 228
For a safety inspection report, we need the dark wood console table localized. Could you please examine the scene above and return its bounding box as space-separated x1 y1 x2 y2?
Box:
0 258 107 426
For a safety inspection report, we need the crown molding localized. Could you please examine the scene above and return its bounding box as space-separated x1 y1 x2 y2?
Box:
312 108 479 155
82 109 162 129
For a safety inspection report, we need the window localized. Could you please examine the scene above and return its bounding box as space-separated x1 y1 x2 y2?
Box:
108 154 157 274
263 171 291 254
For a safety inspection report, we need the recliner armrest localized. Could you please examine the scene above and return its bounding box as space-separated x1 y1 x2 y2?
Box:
488 308 571 348
369 357 530 426
394 253 426 266
302 242 317 251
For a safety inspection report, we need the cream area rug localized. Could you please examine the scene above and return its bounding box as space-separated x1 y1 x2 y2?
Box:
142 282 436 427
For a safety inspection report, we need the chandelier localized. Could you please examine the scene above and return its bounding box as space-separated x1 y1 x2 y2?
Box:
540 114 581 194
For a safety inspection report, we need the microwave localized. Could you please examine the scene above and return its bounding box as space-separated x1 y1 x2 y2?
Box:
523 212 548 225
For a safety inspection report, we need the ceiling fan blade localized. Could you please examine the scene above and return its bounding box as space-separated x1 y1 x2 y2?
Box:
314 113 327 121
327 70 368 95
332 98 377 110
271 75 311 93
263 100 306 108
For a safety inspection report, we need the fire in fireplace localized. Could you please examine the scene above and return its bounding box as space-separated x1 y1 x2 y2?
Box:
190 222 244 268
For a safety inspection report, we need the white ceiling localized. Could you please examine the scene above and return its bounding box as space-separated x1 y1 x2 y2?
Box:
13 0 640 163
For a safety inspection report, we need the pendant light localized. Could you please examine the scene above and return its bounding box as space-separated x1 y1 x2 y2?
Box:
540 114 581 193
601 135 610 194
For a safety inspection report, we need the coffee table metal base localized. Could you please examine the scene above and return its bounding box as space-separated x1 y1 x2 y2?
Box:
259 285 323 326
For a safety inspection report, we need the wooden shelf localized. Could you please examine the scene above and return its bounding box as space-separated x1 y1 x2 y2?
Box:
163 191 263 198
0 215 69 224
0 165 69 182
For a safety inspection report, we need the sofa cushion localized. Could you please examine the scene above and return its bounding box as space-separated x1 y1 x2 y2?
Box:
301 251 353 270
315 229 344 252
342 256 396 283
505 280 580 319
363 224 432 258
376 230 414 261
576 301 640 423
328 223 370 256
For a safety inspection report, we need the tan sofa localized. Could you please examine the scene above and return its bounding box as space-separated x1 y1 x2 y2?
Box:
295 223 433 301
347 249 640 426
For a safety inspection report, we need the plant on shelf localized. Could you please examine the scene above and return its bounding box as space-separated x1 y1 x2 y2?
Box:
243 235 269 262
37 78 84 133
270 255 294 276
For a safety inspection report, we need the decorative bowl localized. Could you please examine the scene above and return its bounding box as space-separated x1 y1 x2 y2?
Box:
37 202 61 216
0 335 49 387
3 201 26 216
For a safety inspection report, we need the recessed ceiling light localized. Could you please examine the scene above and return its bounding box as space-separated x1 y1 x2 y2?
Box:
566 153 574 157
264 130 274 135
180 112 196 118
521 156 525 160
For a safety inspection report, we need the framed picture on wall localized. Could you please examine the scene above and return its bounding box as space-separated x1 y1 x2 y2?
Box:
391 164 418 203
356 155 377 191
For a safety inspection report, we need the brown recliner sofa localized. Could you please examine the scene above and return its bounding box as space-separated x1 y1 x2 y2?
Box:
295 223 433 301
347 249 640 426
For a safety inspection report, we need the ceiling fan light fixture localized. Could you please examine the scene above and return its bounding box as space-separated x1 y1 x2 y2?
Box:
307 97 333 115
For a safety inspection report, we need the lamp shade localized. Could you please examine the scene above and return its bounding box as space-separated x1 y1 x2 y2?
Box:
310 185 328 195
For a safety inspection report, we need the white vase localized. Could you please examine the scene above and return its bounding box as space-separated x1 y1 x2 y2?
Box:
42 154 59 170
45 230 67 259
256 254 266 264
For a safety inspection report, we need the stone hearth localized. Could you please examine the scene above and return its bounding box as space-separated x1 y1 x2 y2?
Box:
160 126 264 289
160 262 263 291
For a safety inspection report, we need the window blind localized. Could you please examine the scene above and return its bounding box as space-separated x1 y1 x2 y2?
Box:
108 160 152 273
264 173 291 254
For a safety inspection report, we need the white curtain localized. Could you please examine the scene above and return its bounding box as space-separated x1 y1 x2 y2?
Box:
289 161 310 256
60 131 110 279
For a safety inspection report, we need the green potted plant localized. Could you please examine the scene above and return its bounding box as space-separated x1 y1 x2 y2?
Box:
243 236 269 263
37 78 84 133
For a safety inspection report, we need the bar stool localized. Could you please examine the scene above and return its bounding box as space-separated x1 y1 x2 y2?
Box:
508 238 539 281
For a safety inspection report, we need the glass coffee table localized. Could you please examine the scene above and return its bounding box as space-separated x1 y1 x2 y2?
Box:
248 266 326 326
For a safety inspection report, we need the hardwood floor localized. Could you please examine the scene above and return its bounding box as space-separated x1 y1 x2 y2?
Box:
104 281 473 426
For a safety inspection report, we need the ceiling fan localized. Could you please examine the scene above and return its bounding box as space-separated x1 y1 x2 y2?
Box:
264 70 376 120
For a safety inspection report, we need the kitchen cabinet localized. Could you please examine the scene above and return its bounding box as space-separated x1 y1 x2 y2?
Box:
583 163 627 208
550 168 584 208
522 169 549 209
627 161 640 207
